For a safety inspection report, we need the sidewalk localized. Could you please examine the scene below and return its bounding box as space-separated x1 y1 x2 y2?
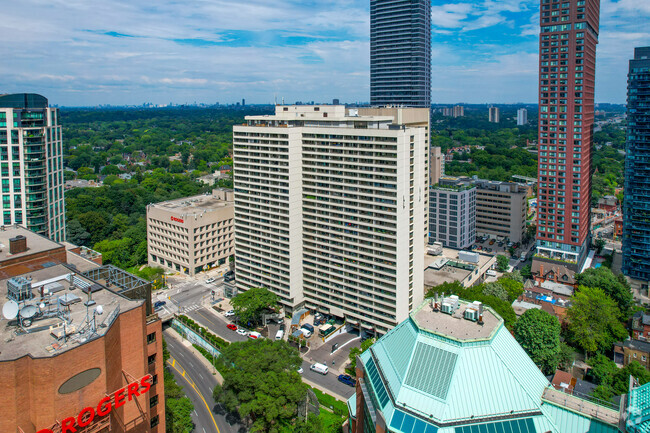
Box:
302 377 350 403
163 327 224 384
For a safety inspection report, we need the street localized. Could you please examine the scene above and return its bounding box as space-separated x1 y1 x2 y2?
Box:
154 275 223 319
164 329 245 433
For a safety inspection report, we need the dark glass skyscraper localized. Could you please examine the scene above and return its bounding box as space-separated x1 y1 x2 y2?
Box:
623 47 650 288
535 0 600 267
370 0 431 108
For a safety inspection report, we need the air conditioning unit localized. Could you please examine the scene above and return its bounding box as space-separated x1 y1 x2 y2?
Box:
464 308 478 322
441 302 453 315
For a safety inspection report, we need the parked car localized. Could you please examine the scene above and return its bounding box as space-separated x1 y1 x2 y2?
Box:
275 329 284 340
227 323 238 331
310 363 329 375
338 374 355 387
489 239 496 245
486 270 497 277
301 323 315 333
297 367 304 374
249 331 262 339
301 329 313 338
205 277 216 284
237 329 249 337
153 301 166 310
224 310 235 317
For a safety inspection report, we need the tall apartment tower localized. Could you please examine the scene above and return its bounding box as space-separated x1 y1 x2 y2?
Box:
0 94 65 242
489 106 500 123
517 108 528 125
622 47 650 291
233 105 428 334
370 0 431 108
535 0 600 266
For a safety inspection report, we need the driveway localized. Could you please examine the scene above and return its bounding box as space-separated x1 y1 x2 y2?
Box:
307 330 361 371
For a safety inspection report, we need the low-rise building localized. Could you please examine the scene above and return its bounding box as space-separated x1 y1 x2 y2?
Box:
632 311 650 341
423 247 496 290
349 298 622 433
614 339 650 369
146 189 234 276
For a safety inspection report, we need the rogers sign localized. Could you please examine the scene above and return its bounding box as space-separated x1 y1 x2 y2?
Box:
36 375 152 433
171 216 184 223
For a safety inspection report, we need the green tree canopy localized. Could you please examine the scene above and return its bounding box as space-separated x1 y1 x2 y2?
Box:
231 287 279 326
496 255 509 272
575 267 633 317
513 309 561 374
589 354 650 402
347 338 375 376
567 286 628 356
213 339 306 433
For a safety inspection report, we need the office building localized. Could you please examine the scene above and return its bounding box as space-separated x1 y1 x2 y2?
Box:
622 47 650 292
430 146 443 185
370 0 431 107
489 106 500 123
146 189 234 276
429 177 476 249
0 93 65 242
348 298 622 433
233 105 428 334
475 179 528 243
517 108 528 125
0 226 164 433
535 0 600 268
453 105 465 117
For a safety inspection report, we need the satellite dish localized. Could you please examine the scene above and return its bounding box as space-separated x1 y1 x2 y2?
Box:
95 305 104 315
2 300 19 320
19 305 39 319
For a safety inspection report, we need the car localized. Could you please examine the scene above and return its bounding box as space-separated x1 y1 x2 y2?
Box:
279 323 286 331
224 274 235 282
310 363 329 375
205 277 216 284
338 374 355 386
297 367 304 374
227 323 238 331
301 323 315 333
249 331 262 339
301 329 313 338
153 300 166 309
224 310 235 317
237 329 249 337
489 239 496 245
486 270 497 277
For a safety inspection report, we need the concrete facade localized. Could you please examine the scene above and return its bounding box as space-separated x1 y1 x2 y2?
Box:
233 105 428 334
475 180 528 242
429 177 476 249
488 106 500 123
146 189 234 276
430 146 443 186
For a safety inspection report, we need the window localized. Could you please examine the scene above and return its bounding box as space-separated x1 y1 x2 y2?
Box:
147 332 156 344
148 354 157 365
150 395 159 408
150 415 159 428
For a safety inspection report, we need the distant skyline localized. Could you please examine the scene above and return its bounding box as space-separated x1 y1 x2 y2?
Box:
1 0 648 106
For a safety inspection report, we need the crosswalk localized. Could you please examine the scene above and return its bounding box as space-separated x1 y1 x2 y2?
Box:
181 304 202 313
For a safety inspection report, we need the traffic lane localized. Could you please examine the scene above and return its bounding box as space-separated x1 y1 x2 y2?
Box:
186 307 249 343
300 359 356 400
165 333 244 433
309 332 361 367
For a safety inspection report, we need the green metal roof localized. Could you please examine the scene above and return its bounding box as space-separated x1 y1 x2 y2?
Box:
351 299 623 433
627 380 650 432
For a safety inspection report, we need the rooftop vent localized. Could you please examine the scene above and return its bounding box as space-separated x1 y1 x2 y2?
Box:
9 235 27 254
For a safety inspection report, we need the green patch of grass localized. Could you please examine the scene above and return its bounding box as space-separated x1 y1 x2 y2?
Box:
307 386 348 418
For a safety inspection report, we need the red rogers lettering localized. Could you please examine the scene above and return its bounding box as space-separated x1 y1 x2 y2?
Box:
35 375 152 433
171 216 184 223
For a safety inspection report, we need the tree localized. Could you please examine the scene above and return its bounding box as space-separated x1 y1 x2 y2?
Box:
575 267 633 317
347 338 375 376
567 286 628 356
230 287 279 326
498 277 524 302
66 219 91 246
213 339 306 433
557 342 575 372
594 238 606 254
496 255 509 272
101 164 121 175
520 264 532 279
513 309 561 374
482 282 508 302
588 355 650 402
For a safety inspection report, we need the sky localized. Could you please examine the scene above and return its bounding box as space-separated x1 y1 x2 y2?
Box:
0 0 648 106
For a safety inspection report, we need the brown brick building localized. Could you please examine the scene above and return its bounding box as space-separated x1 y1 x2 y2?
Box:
0 226 164 433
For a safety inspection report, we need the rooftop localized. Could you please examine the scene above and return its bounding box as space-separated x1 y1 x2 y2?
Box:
412 299 501 342
148 189 233 217
0 226 63 264
0 264 142 361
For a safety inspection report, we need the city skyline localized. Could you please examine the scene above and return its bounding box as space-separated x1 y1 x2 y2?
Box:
1 0 647 106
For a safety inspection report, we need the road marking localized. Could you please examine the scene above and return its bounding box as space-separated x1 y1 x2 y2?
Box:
195 309 218 327
194 410 198 416
168 357 221 433
189 361 194 368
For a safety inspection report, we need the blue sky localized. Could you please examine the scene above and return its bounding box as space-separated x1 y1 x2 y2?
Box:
0 0 648 106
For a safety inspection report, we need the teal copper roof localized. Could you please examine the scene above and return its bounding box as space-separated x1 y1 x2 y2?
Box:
351 298 622 433
627 380 650 432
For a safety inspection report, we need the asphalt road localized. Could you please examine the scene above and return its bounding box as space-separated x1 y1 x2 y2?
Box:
164 330 244 433
187 306 356 401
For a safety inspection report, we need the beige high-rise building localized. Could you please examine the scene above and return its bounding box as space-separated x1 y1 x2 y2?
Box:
146 189 234 276
430 146 443 185
233 105 428 334
489 106 500 123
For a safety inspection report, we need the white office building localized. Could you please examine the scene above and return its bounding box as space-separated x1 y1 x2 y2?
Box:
233 105 428 334
517 108 528 126
0 94 65 242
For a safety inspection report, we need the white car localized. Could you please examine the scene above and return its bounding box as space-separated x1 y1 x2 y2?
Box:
236 329 249 337
205 277 216 284
297 367 304 374
224 310 235 317
249 331 262 339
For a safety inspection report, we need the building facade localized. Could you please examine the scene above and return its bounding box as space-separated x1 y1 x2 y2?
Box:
622 47 650 290
429 177 476 249
430 146 443 186
489 106 500 123
475 179 528 242
146 189 234 276
535 0 600 266
0 226 164 433
370 0 431 107
517 108 528 125
349 298 621 433
0 94 65 242
233 105 427 334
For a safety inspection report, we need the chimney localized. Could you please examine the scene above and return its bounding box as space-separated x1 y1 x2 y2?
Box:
9 235 27 254
478 303 484 326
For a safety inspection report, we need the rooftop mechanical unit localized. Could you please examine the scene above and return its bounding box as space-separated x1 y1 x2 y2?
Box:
7 277 33 303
